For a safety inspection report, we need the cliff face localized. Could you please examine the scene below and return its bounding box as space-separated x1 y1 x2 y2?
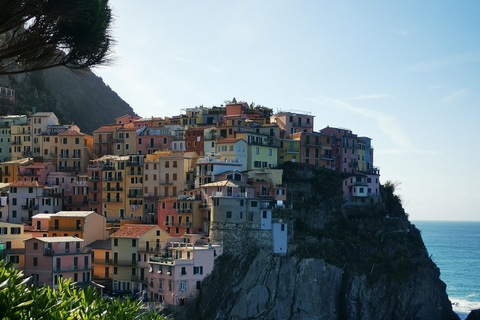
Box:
187 163 459 320
0 67 135 134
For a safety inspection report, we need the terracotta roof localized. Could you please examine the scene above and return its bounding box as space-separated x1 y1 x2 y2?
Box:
217 138 244 144
9 180 46 188
111 224 156 238
93 124 122 133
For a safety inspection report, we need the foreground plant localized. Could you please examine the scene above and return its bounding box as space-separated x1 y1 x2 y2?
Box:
0 260 166 319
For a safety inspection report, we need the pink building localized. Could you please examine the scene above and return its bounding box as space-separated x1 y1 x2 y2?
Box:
136 126 171 155
147 235 223 308
24 236 92 288
17 162 56 184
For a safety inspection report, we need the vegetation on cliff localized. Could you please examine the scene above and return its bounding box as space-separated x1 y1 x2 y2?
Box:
189 162 459 320
0 67 135 134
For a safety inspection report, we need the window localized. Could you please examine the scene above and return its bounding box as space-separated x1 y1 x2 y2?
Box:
196 280 201 290
33 243 38 250
132 268 136 276
33 257 38 266
181 267 186 275
9 255 19 264
251 201 258 207
165 161 169 168
268 148 272 156
114 238 118 246
193 266 203 275
226 211 232 218
180 281 186 291
132 239 137 247
255 147 259 155
114 267 118 274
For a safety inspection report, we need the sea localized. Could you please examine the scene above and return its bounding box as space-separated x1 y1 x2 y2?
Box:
413 221 480 320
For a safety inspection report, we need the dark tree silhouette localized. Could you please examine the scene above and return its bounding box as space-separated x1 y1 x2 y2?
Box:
0 0 113 75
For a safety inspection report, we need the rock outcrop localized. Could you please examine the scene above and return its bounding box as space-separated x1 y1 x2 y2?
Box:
185 163 459 320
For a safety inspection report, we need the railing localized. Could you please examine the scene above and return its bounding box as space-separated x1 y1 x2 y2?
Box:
102 166 116 171
126 161 143 167
103 177 123 181
90 176 100 181
127 170 142 176
22 204 38 210
128 193 143 198
131 275 147 282
176 208 192 214
164 222 174 226
103 187 123 191
103 198 123 203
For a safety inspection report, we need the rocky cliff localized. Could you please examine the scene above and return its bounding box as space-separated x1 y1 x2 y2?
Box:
0 67 135 134
185 162 459 320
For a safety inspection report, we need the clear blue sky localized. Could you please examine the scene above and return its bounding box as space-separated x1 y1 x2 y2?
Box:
95 1 480 221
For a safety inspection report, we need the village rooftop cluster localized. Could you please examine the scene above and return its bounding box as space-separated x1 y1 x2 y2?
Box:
0 96 380 309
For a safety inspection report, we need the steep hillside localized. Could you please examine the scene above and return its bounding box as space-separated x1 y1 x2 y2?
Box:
186 163 459 320
0 67 135 134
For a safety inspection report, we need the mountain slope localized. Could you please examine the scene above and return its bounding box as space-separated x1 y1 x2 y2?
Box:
0 67 135 134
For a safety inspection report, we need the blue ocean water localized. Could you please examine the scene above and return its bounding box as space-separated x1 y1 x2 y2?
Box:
414 221 480 320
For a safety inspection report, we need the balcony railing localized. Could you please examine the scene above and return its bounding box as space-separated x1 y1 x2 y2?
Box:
103 187 123 192
21 204 38 210
103 177 123 181
127 170 142 176
128 193 143 198
103 198 123 203
126 161 143 167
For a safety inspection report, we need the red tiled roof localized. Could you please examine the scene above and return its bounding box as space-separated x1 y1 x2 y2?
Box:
9 180 46 188
217 138 244 144
111 224 156 238
93 124 122 133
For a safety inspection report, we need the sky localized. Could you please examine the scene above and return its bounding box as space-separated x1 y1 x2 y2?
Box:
94 1 480 221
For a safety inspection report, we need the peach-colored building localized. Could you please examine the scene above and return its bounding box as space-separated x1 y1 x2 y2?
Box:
0 221 30 270
24 236 92 288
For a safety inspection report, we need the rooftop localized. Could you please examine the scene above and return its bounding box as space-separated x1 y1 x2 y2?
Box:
111 224 157 238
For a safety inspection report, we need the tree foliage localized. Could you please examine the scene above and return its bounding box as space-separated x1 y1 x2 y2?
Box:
0 260 167 320
0 0 113 75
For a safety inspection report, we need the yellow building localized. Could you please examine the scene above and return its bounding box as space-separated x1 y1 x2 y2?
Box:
0 158 33 183
112 126 137 156
11 120 32 160
56 131 94 173
278 139 301 164
0 221 31 271
110 224 170 293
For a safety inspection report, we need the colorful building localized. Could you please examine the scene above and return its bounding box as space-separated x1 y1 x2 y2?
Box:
24 236 92 288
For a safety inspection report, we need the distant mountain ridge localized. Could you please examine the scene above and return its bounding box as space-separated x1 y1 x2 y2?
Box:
0 67 136 134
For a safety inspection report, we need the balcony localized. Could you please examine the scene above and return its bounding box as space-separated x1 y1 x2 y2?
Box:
128 192 143 198
176 208 192 214
11 140 21 145
90 176 100 181
126 161 143 167
138 246 162 254
103 198 123 203
103 176 123 181
131 275 147 282
180 222 192 227
127 170 142 176
103 187 123 192
21 204 38 210
102 166 116 171
164 221 174 226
